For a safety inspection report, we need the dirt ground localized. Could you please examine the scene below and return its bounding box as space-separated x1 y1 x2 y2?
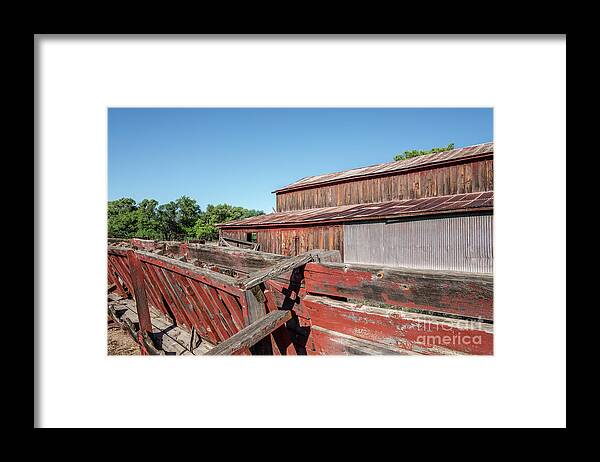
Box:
107 323 140 355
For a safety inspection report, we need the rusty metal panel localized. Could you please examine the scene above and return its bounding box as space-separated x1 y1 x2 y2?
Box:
343 213 493 273
220 192 493 228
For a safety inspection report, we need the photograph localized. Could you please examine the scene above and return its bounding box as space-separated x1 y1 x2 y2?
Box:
36 35 565 428
107 108 494 356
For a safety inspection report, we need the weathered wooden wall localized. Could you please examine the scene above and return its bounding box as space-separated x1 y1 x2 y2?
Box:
303 261 493 320
220 225 344 259
299 261 494 355
220 212 493 273
302 296 493 355
276 158 494 212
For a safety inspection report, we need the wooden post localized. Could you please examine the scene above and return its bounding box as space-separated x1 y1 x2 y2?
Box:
126 250 152 335
264 288 296 355
245 286 272 355
246 286 266 324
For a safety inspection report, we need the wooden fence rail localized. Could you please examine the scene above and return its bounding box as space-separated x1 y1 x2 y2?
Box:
205 310 292 355
108 241 493 355
303 262 493 321
109 246 249 345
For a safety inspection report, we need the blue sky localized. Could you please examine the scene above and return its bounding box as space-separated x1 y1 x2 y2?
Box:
108 108 493 213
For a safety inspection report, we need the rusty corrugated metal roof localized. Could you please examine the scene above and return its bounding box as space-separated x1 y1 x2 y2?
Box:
218 192 493 228
273 141 494 193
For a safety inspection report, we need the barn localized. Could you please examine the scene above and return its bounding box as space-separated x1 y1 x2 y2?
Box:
218 142 493 273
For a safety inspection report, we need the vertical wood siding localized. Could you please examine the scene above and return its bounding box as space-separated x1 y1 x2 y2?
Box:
221 226 344 259
343 214 493 273
276 158 493 212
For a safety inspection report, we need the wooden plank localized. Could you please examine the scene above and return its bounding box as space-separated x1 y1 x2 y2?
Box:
303 295 493 355
109 254 132 295
126 250 152 334
186 243 286 273
264 287 297 355
308 326 420 355
170 272 214 338
246 287 266 324
144 307 211 354
238 250 341 290
204 310 293 355
238 253 314 290
486 159 494 190
186 280 224 344
107 258 128 298
245 286 272 354
134 250 243 296
472 161 480 192
218 290 245 331
192 282 231 342
139 261 171 319
205 285 238 337
219 236 259 251
109 298 216 355
156 267 197 330
144 262 190 329
304 262 493 321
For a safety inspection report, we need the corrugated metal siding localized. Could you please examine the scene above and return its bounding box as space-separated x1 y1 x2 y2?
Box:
343 214 493 273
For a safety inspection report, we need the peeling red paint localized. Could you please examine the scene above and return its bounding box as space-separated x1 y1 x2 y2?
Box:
108 240 493 355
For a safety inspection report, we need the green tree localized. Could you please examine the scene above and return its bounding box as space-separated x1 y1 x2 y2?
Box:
192 204 264 241
157 201 180 240
154 196 201 240
108 197 261 241
175 195 201 236
108 198 139 238
135 199 162 239
394 143 455 161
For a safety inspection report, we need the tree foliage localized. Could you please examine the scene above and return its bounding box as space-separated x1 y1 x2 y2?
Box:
107 198 144 239
192 204 264 241
107 196 264 241
394 143 455 161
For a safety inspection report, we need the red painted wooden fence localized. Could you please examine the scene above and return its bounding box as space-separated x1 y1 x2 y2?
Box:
303 262 493 321
299 261 493 355
108 241 493 355
108 246 248 345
